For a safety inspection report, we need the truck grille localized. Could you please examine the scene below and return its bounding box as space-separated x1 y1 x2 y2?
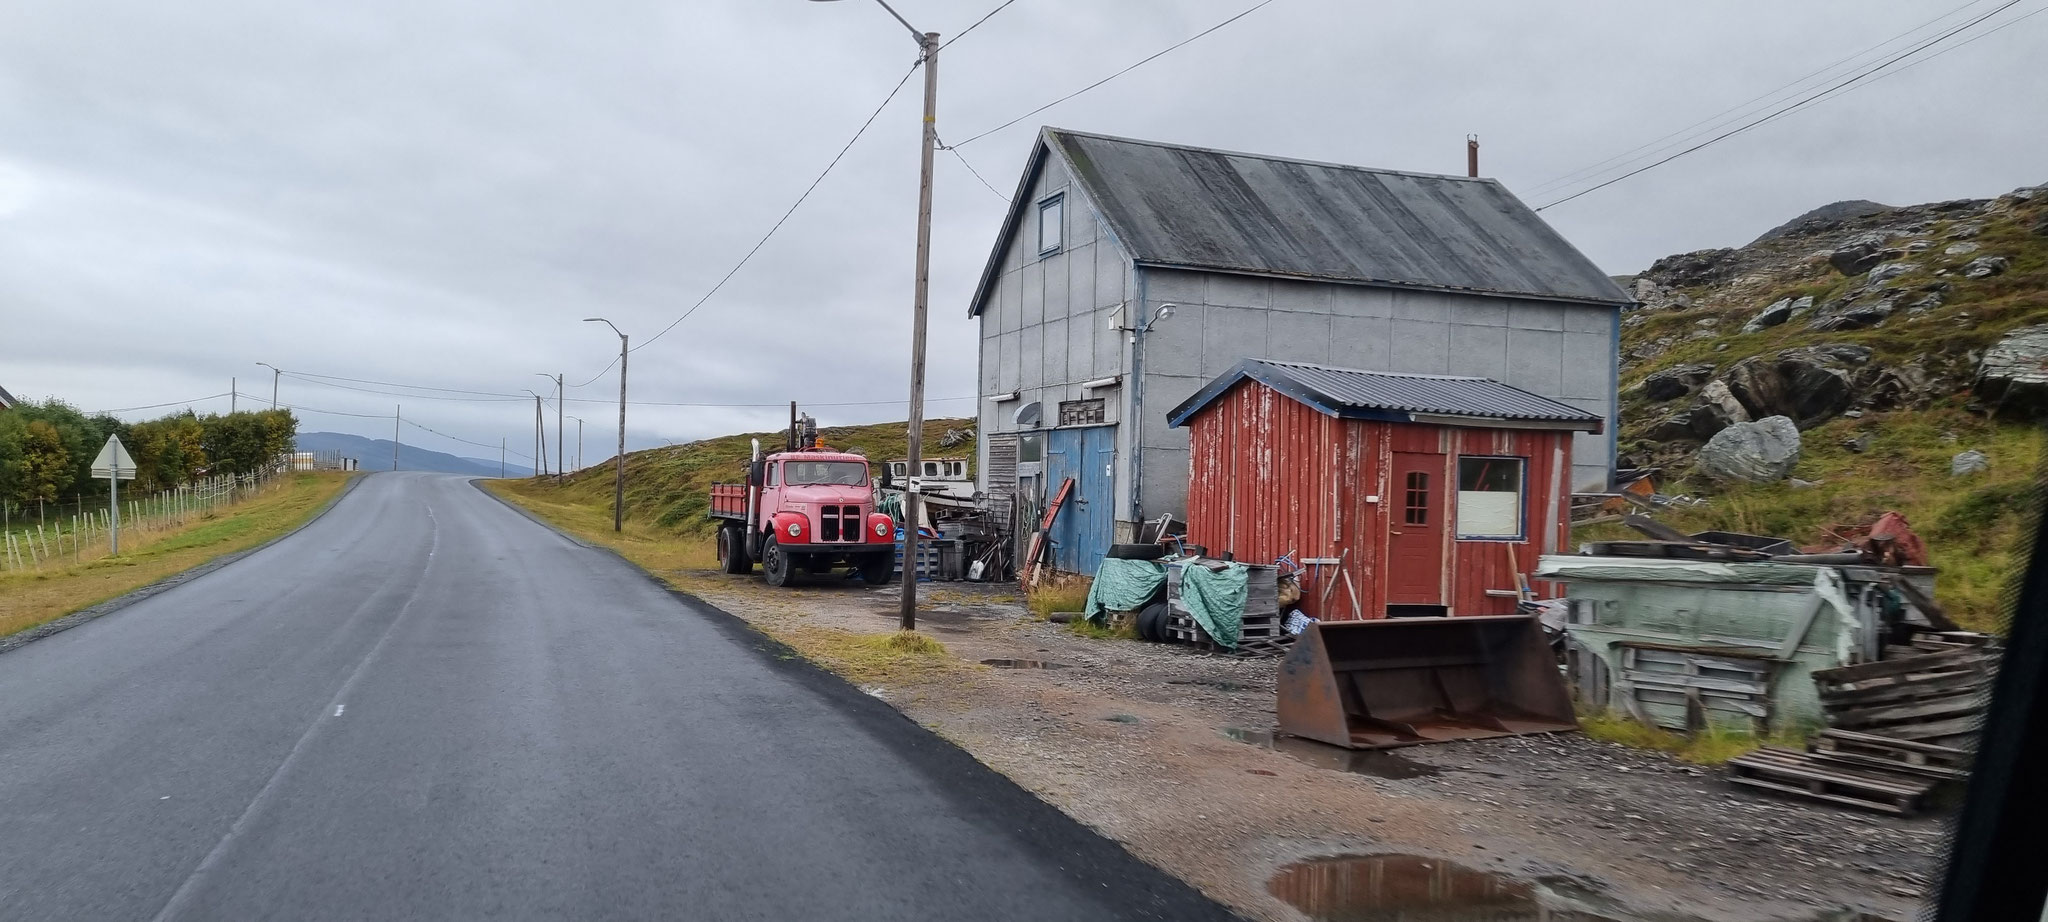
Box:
818 505 862 542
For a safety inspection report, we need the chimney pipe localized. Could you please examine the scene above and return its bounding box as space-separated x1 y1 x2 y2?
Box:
1467 135 1479 178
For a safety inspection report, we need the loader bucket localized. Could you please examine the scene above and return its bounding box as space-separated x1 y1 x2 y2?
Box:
1277 615 1577 750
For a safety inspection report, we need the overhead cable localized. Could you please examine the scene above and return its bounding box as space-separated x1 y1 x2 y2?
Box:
1533 0 2027 212
952 0 1280 148
628 59 924 356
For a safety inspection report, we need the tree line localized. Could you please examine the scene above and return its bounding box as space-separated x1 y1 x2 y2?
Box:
0 399 298 513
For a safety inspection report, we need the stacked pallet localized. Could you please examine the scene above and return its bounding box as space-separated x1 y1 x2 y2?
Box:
1813 646 1995 749
1727 643 1991 814
1163 561 1293 657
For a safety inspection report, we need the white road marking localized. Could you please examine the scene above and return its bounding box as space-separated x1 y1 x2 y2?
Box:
333 704 345 717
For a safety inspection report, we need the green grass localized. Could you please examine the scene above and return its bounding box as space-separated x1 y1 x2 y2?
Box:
0 472 354 638
1026 574 1092 619
1578 711 1809 765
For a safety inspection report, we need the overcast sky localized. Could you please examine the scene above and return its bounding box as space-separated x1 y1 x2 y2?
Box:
3 0 2042 466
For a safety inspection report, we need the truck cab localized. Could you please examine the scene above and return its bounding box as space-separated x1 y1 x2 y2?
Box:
709 448 896 587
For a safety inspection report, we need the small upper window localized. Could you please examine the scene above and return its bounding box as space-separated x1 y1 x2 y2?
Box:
1038 195 1063 254
1456 457 1525 539
766 463 779 487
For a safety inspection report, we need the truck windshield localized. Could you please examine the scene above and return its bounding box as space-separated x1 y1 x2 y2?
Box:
782 461 868 486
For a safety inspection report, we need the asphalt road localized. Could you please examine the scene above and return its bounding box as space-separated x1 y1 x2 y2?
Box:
0 472 1238 921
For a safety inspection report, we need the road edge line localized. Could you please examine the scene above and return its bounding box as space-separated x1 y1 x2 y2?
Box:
0 473 368 657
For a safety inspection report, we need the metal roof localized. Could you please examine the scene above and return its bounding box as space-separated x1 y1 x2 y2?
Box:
0 384 14 410
1168 359 1604 431
970 129 1630 316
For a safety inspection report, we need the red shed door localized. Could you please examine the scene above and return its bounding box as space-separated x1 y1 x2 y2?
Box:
1386 452 1446 606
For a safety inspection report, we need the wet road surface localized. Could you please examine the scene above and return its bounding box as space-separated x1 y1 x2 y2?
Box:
0 472 1237 921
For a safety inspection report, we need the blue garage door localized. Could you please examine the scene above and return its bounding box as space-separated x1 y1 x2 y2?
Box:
1043 425 1116 575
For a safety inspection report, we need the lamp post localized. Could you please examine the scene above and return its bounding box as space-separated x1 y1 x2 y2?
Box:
255 362 281 409
812 0 938 632
585 318 629 532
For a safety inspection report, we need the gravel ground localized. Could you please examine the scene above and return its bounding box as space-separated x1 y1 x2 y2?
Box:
665 570 1946 922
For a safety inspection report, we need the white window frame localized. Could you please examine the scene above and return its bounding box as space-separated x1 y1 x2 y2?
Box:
1454 455 1526 541
1037 194 1064 255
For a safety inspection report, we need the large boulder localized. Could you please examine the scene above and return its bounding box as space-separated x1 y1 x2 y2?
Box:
1829 236 1889 275
1721 351 1855 428
1741 298 1794 333
1964 256 2009 279
1698 416 1802 484
1640 362 1716 401
1866 261 1918 285
1645 248 1740 288
1975 324 2048 416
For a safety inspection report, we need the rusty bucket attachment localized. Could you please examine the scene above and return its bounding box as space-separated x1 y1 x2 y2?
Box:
1277 615 1577 750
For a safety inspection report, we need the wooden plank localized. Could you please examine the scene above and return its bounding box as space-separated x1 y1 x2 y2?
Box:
1812 649 1987 685
1817 728 1972 759
1820 670 1989 707
1880 716 1984 742
1727 775 1916 816
1831 694 1987 731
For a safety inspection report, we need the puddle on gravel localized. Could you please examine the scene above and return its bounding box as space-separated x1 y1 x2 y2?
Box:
1268 854 1677 921
980 658 1069 669
1223 728 1443 779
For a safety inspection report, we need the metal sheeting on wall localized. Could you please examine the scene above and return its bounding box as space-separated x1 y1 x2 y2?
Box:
1184 380 1573 619
1045 425 1116 575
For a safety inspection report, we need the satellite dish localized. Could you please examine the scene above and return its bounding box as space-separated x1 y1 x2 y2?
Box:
1013 401 1043 428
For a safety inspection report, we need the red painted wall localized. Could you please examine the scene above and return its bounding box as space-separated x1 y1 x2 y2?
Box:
1183 381 1574 620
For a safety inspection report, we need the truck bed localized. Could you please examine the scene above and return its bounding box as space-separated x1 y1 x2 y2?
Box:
708 483 748 520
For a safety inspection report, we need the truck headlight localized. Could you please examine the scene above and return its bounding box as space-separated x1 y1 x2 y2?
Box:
874 521 890 537
787 521 802 537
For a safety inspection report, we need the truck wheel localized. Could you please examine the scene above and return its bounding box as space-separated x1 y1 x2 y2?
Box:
859 552 894 586
762 534 795 587
717 526 751 574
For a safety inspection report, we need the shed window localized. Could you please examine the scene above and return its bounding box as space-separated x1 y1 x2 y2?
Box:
1019 433 1044 463
1402 472 1429 526
1456 456 1525 539
1038 195 1063 254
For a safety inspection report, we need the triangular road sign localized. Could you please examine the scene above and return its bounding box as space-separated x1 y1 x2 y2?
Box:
91 434 138 480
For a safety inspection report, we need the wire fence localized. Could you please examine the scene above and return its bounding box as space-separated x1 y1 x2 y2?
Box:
0 455 299 574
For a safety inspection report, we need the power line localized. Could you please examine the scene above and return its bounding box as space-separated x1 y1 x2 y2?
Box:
89 393 232 414
1522 0 2003 199
1533 0 2026 212
282 372 526 403
940 0 1020 51
556 394 979 408
239 391 538 462
952 0 1280 148
941 136 1012 202
629 58 924 355
283 369 526 398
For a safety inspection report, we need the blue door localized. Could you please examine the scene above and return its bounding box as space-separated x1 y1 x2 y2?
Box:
1043 426 1116 574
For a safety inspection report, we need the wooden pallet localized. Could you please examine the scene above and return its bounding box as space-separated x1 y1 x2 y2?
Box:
1727 746 1937 815
1162 610 1293 657
1815 648 1993 748
1808 729 1970 781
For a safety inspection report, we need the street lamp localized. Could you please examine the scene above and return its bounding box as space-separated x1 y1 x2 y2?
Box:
812 0 939 633
585 318 629 533
536 372 564 483
568 416 585 471
255 362 280 409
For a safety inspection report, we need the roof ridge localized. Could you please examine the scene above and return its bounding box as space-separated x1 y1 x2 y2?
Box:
1251 359 1495 382
1045 127 1494 185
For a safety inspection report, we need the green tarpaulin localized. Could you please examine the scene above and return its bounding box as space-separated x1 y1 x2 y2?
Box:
1179 561 1249 649
1084 559 1166 621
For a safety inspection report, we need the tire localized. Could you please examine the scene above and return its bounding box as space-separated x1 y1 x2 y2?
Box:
762 534 795 587
859 552 894 586
1138 601 1168 642
1107 543 1168 561
717 526 751 574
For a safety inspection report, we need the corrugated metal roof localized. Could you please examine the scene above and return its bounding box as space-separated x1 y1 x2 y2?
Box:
1048 129 1630 307
1168 359 1603 431
0 384 15 409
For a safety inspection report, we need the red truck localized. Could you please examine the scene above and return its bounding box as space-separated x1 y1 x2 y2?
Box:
709 433 897 588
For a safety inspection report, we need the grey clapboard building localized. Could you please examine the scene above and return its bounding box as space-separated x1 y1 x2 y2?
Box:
970 128 1629 574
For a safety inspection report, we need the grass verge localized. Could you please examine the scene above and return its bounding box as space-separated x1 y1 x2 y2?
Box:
1578 710 1808 765
484 480 954 682
0 472 354 639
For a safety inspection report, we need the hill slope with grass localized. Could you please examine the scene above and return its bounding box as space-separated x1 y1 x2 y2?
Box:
1599 184 2048 630
499 418 974 543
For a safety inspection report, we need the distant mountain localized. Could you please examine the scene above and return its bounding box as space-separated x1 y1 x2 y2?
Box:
295 431 533 477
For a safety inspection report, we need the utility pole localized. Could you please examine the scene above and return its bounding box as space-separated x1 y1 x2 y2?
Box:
529 391 549 478
501 438 506 478
556 373 565 484
231 378 237 414
813 0 939 631
585 318 628 531
392 405 401 471
256 362 280 409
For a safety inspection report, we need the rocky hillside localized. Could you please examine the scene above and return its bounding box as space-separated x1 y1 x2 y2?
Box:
1607 184 2048 629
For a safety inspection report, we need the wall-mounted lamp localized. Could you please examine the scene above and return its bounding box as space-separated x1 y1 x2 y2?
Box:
988 391 1020 403
1080 376 1122 391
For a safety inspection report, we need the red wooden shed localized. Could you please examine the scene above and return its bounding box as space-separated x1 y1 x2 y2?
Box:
1167 359 1604 620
